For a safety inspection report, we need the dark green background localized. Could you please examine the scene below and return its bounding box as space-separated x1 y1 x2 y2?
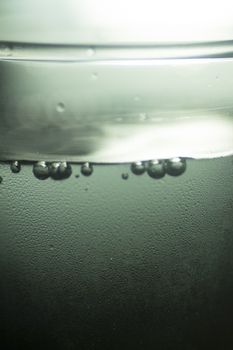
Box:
0 157 233 349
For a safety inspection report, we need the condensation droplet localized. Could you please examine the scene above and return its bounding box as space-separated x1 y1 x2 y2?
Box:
0 176 3 184
166 158 186 176
50 162 72 180
81 162 93 176
131 161 146 175
10 161 21 173
121 173 129 180
86 48 95 57
147 160 165 179
33 161 50 180
56 102 65 113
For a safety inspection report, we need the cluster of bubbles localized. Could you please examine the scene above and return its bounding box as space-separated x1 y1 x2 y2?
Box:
32 161 94 180
127 158 186 179
9 161 94 180
8 158 186 182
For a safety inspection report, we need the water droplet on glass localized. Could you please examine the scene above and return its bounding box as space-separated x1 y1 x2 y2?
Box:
166 158 186 176
10 161 21 173
121 173 129 180
81 162 93 176
0 176 3 184
33 161 50 180
50 162 72 180
131 161 146 175
56 102 65 113
86 48 95 57
147 160 166 179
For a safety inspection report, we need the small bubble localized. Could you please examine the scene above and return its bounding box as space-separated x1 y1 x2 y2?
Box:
0 176 3 184
56 102 65 113
147 160 165 179
91 73 98 80
131 161 146 175
81 162 93 176
50 162 72 180
121 173 129 180
10 161 21 173
33 161 50 180
166 158 186 176
86 48 95 57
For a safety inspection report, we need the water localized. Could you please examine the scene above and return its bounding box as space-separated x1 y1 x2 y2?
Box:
81 163 94 176
131 161 146 175
10 161 21 173
33 161 50 180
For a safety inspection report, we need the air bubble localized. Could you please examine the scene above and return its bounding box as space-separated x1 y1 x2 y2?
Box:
121 173 129 180
33 161 50 180
10 161 21 173
81 162 93 176
50 162 72 180
166 158 186 176
131 161 146 175
56 102 65 113
147 160 165 179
